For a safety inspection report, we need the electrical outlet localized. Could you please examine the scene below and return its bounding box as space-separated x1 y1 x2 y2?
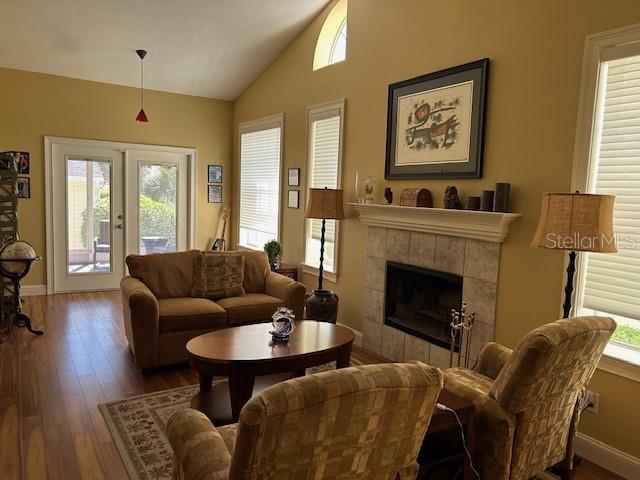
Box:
585 390 600 414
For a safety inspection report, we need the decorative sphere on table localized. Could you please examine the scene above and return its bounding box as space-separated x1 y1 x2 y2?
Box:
0 240 37 274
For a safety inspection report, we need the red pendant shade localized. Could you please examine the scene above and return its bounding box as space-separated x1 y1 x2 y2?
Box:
136 108 149 123
135 49 149 122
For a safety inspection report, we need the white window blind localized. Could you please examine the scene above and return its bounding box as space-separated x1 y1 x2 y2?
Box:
305 105 343 273
310 113 340 242
581 54 640 320
239 124 281 250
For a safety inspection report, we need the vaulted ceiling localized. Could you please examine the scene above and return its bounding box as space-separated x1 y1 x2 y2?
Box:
0 0 330 100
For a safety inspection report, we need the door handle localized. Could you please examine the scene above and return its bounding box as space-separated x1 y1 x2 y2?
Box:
115 224 124 229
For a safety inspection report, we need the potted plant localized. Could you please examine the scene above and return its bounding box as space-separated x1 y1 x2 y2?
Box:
264 240 283 270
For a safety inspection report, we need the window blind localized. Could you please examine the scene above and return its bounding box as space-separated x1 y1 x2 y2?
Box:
309 113 340 243
582 54 640 319
239 126 281 247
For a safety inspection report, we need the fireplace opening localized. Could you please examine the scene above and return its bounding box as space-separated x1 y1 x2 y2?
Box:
385 261 462 351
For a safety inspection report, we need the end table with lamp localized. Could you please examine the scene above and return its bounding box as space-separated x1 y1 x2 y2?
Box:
304 187 345 323
531 192 617 318
0 240 44 342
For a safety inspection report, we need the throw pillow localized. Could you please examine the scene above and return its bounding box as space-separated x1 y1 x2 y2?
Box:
191 253 245 299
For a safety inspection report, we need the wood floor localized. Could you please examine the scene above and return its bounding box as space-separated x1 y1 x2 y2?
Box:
0 291 625 479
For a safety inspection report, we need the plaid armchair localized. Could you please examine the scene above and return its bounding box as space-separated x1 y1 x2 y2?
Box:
167 362 443 480
443 316 616 480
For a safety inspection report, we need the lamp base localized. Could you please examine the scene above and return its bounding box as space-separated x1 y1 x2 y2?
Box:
305 289 339 324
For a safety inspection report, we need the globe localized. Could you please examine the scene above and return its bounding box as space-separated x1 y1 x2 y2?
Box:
0 240 37 275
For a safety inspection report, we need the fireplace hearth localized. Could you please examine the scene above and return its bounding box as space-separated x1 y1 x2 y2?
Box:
385 261 462 351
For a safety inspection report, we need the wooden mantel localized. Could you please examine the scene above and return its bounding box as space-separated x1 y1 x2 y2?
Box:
348 203 522 243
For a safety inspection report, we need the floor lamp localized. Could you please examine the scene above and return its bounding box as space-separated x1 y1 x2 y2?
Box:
304 187 345 323
531 192 617 318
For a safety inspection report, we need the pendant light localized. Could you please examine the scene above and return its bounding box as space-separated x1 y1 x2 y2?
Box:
135 49 149 122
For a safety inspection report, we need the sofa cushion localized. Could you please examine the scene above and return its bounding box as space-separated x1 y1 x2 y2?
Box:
200 250 271 293
158 297 227 333
126 250 199 299
192 253 245 299
237 251 270 293
216 293 283 326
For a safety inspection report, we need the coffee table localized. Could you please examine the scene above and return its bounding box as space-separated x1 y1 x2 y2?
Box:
186 321 355 425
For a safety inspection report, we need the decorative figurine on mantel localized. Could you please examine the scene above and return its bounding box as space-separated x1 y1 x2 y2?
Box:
449 301 475 368
0 240 44 343
384 187 393 205
364 176 376 204
444 186 462 209
269 307 296 342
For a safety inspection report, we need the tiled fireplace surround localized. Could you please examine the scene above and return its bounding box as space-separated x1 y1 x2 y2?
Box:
362 226 500 369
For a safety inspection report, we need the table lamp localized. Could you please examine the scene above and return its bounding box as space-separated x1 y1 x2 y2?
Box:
531 192 617 318
304 187 345 323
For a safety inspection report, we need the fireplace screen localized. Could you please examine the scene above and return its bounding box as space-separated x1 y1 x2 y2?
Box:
385 261 462 351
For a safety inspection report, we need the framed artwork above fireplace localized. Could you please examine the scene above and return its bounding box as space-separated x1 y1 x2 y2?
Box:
385 58 489 179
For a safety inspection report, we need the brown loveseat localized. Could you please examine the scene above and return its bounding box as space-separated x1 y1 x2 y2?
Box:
121 250 306 370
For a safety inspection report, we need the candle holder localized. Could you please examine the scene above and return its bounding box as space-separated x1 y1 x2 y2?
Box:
449 301 476 368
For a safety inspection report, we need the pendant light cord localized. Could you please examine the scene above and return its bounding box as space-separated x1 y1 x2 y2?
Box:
140 57 144 108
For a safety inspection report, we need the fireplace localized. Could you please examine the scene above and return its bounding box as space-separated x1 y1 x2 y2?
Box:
385 261 462 351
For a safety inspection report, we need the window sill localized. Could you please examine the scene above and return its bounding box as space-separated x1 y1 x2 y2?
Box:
598 343 640 382
301 264 337 284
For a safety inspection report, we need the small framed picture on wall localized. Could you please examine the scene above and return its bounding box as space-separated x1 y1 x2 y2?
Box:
288 168 300 187
1 151 30 173
16 176 30 198
287 190 300 209
208 184 222 203
208 165 223 183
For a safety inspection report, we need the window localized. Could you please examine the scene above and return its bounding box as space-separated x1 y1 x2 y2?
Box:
238 115 282 250
313 0 347 70
304 101 344 276
330 20 347 65
573 29 640 370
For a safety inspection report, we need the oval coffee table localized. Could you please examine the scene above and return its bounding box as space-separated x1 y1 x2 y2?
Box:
186 320 355 425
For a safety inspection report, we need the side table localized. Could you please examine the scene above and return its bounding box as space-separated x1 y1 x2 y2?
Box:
274 263 298 281
417 390 476 479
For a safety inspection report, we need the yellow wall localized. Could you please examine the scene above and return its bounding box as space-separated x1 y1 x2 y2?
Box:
0 67 233 286
233 0 640 457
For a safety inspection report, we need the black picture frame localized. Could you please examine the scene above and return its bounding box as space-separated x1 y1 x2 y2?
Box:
288 168 300 187
208 165 222 183
16 176 30 198
208 184 222 203
1 151 30 174
287 190 300 209
385 58 489 180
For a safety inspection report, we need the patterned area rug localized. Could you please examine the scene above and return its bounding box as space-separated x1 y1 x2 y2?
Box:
99 360 360 480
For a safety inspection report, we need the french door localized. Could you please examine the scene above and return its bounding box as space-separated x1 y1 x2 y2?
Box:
49 141 191 293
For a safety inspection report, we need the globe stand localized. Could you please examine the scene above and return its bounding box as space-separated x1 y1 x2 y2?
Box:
0 257 44 343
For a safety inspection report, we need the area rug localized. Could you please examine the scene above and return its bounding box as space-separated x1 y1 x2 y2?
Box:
99 360 361 480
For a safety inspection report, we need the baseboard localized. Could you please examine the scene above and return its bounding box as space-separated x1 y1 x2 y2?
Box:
21 284 47 296
575 432 640 479
337 322 363 347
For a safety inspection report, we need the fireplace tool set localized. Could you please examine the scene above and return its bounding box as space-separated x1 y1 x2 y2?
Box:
449 301 476 368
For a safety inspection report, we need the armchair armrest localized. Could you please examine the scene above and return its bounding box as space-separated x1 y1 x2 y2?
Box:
120 276 160 369
167 409 231 480
265 272 306 319
474 342 513 380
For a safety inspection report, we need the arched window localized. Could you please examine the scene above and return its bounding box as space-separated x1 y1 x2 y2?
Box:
313 0 347 71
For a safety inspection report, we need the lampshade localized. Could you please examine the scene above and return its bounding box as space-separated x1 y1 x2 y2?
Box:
305 188 345 220
531 193 617 253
